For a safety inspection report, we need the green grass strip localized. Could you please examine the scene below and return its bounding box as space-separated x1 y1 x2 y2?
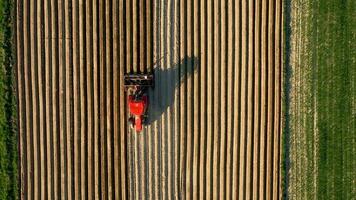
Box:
315 0 355 199
0 0 18 199
287 0 355 199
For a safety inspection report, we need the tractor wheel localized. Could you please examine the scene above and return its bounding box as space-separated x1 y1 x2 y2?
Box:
128 117 135 130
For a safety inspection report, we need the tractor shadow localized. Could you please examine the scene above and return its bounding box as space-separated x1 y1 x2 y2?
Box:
146 56 199 124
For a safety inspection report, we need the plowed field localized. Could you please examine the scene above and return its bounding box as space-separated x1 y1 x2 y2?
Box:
16 0 283 199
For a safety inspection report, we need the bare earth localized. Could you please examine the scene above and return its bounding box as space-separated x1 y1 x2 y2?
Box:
16 0 283 199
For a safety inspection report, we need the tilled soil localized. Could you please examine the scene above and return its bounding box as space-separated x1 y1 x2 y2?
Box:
16 0 283 199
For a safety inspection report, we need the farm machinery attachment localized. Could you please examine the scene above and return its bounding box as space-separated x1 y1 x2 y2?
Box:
124 73 154 132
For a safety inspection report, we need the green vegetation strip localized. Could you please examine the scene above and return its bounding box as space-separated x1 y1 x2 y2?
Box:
315 1 355 199
0 0 17 199
288 0 355 199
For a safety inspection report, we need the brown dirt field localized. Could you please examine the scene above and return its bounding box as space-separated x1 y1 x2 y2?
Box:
16 0 283 199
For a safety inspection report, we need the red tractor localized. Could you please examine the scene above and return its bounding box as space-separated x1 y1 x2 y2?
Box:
124 73 154 132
